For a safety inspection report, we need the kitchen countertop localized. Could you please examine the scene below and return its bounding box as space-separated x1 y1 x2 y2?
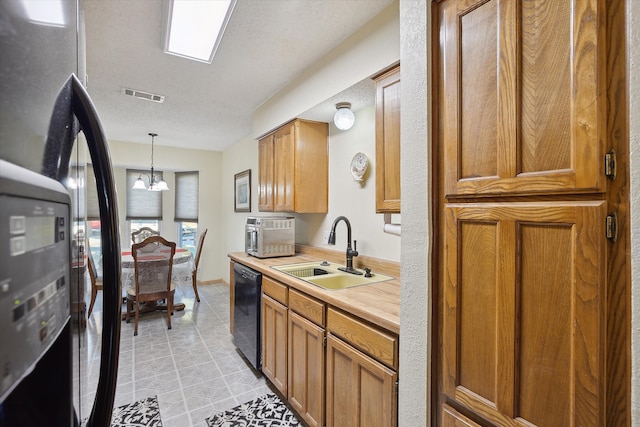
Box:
228 250 400 334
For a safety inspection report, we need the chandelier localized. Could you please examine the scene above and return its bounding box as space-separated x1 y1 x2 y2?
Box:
132 133 169 191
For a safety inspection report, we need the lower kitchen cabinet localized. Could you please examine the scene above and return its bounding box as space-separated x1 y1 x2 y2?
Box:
260 275 399 427
326 334 397 427
288 311 325 427
261 278 288 395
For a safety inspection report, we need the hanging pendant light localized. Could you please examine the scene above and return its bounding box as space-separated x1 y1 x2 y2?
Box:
132 133 170 191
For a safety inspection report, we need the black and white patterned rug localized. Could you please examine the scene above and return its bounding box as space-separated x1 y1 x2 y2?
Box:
206 393 300 426
111 396 163 427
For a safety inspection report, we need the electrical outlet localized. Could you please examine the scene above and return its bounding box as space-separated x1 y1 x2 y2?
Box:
323 230 330 245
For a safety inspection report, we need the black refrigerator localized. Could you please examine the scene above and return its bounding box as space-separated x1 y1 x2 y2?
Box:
0 1 121 426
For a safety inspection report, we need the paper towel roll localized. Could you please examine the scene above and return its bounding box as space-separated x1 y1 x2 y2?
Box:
383 223 401 236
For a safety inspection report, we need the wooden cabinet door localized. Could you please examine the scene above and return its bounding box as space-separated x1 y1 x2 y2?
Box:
273 124 295 212
261 293 287 395
288 311 325 427
440 0 605 198
258 135 274 211
443 201 606 426
374 65 401 213
326 334 397 427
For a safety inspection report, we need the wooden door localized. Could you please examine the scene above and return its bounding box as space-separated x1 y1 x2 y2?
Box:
273 124 295 212
435 0 629 425
288 311 325 427
326 334 397 427
261 294 287 395
258 135 274 211
443 202 606 426
440 0 605 198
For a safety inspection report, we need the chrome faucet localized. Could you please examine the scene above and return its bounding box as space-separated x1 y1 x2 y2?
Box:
327 216 362 275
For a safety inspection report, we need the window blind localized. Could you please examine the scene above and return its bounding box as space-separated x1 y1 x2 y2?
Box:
126 169 163 220
69 165 85 220
86 164 100 220
174 171 199 222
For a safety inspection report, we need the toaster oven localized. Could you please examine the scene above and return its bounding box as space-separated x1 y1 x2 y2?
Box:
245 216 295 258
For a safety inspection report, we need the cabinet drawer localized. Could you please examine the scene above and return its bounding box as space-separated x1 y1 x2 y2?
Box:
263 276 288 305
327 307 398 369
289 289 325 326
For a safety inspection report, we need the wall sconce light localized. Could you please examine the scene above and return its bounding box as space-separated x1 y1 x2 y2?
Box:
133 133 169 191
334 102 355 130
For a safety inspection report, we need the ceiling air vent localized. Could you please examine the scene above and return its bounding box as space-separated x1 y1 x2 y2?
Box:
121 87 165 103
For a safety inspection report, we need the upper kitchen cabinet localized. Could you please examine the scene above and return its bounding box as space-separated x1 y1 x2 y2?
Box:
440 0 608 198
258 119 328 213
374 65 401 213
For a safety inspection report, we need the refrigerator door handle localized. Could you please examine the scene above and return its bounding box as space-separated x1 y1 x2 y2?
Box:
70 74 122 427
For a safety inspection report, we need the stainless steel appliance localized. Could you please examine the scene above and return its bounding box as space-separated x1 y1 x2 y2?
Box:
0 163 73 425
245 216 295 258
1 1 121 425
233 263 262 370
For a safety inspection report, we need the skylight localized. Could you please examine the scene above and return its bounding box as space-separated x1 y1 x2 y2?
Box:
22 0 65 27
164 0 236 64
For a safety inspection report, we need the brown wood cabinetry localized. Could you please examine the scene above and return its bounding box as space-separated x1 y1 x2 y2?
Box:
258 135 274 211
435 0 629 426
257 119 328 213
288 291 325 427
261 277 325 426
326 308 398 427
261 276 288 395
259 275 399 427
439 1 606 198
374 65 401 213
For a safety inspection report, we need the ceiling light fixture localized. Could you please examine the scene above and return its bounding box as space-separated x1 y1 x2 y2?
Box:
164 0 237 64
334 102 355 130
133 133 169 191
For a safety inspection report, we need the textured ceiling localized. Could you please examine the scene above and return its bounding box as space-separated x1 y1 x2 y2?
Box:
83 0 393 152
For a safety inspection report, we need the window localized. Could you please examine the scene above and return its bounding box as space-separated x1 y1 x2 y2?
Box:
130 219 160 237
175 171 199 254
85 165 102 276
126 169 164 220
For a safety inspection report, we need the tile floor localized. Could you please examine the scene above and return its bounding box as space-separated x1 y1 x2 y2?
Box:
73 279 272 427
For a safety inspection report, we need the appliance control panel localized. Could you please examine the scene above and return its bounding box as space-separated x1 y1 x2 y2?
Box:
0 160 71 402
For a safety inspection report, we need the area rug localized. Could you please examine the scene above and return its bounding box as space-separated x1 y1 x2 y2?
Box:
111 396 163 427
206 393 300 426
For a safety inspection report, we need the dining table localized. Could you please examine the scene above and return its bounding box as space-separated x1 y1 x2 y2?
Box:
120 247 194 319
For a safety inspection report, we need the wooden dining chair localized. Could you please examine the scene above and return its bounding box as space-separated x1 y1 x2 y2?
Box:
125 235 176 336
131 226 159 244
86 239 103 317
192 229 208 302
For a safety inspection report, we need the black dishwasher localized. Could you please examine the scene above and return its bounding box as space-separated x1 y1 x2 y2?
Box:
233 263 262 370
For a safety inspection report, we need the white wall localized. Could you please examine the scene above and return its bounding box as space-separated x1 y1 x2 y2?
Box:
105 139 223 282
220 134 259 277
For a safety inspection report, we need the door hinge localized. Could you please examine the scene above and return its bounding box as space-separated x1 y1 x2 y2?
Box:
605 149 617 180
395 379 399 396
323 335 327 348
606 213 618 243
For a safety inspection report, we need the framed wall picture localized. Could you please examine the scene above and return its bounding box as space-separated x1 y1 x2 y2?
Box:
234 169 251 212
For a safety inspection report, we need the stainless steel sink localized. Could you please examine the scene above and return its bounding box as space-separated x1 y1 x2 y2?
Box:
272 261 393 290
